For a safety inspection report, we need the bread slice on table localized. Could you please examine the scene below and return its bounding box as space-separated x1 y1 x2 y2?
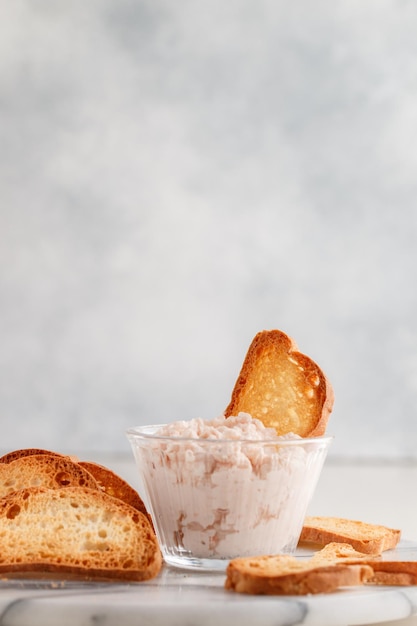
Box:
0 486 162 581
299 516 401 554
315 541 417 586
225 547 373 595
365 563 417 586
224 329 334 437
337 555 417 586
0 454 100 497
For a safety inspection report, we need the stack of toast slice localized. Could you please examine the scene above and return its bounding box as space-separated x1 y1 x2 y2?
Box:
299 516 417 586
226 516 414 595
0 448 161 582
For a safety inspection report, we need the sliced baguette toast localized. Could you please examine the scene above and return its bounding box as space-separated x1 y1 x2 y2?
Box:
0 486 161 581
226 540 417 593
224 329 334 437
0 454 100 497
225 545 373 595
315 541 417 586
366 565 417 586
299 516 401 554
0 449 150 519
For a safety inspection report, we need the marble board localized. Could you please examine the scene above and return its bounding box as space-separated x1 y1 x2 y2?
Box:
1 542 417 626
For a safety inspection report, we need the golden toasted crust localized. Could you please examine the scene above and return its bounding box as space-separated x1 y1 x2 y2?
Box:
0 486 161 581
225 552 373 595
299 517 401 554
0 448 65 463
0 454 99 497
310 541 417 587
224 330 334 437
79 461 151 521
0 449 151 522
368 569 417 585
0 448 80 464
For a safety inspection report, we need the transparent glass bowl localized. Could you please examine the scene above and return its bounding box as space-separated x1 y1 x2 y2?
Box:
127 425 332 571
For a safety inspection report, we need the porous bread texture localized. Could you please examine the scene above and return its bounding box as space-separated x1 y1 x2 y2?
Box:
0 455 99 497
311 541 381 560
0 449 151 519
224 329 334 437
300 516 401 554
225 548 373 595
0 486 162 581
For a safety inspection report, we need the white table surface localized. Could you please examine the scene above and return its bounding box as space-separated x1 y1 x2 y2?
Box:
1 456 417 626
1 556 417 626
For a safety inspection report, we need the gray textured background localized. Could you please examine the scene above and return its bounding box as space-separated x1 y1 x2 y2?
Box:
1 1 417 460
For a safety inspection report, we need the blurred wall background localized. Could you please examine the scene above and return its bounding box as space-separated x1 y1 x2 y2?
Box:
1 0 417 460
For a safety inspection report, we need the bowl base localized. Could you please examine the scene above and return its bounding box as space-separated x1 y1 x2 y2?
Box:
163 554 230 572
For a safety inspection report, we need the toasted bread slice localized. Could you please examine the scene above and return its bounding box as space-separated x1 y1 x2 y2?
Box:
225 547 373 595
224 330 334 437
299 516 401 554
0 449 151 521
0 454 99 497
315 541 417 586
0 486 161 581
79 461 150 519
366 566 417 586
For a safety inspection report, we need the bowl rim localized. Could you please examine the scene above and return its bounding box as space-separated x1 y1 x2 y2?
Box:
126 424 334 446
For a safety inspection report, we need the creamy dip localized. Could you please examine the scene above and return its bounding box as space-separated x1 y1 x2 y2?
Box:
133 413 328 563
156 412 281 440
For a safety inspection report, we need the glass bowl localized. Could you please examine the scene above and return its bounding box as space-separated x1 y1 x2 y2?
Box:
126 424 332 571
